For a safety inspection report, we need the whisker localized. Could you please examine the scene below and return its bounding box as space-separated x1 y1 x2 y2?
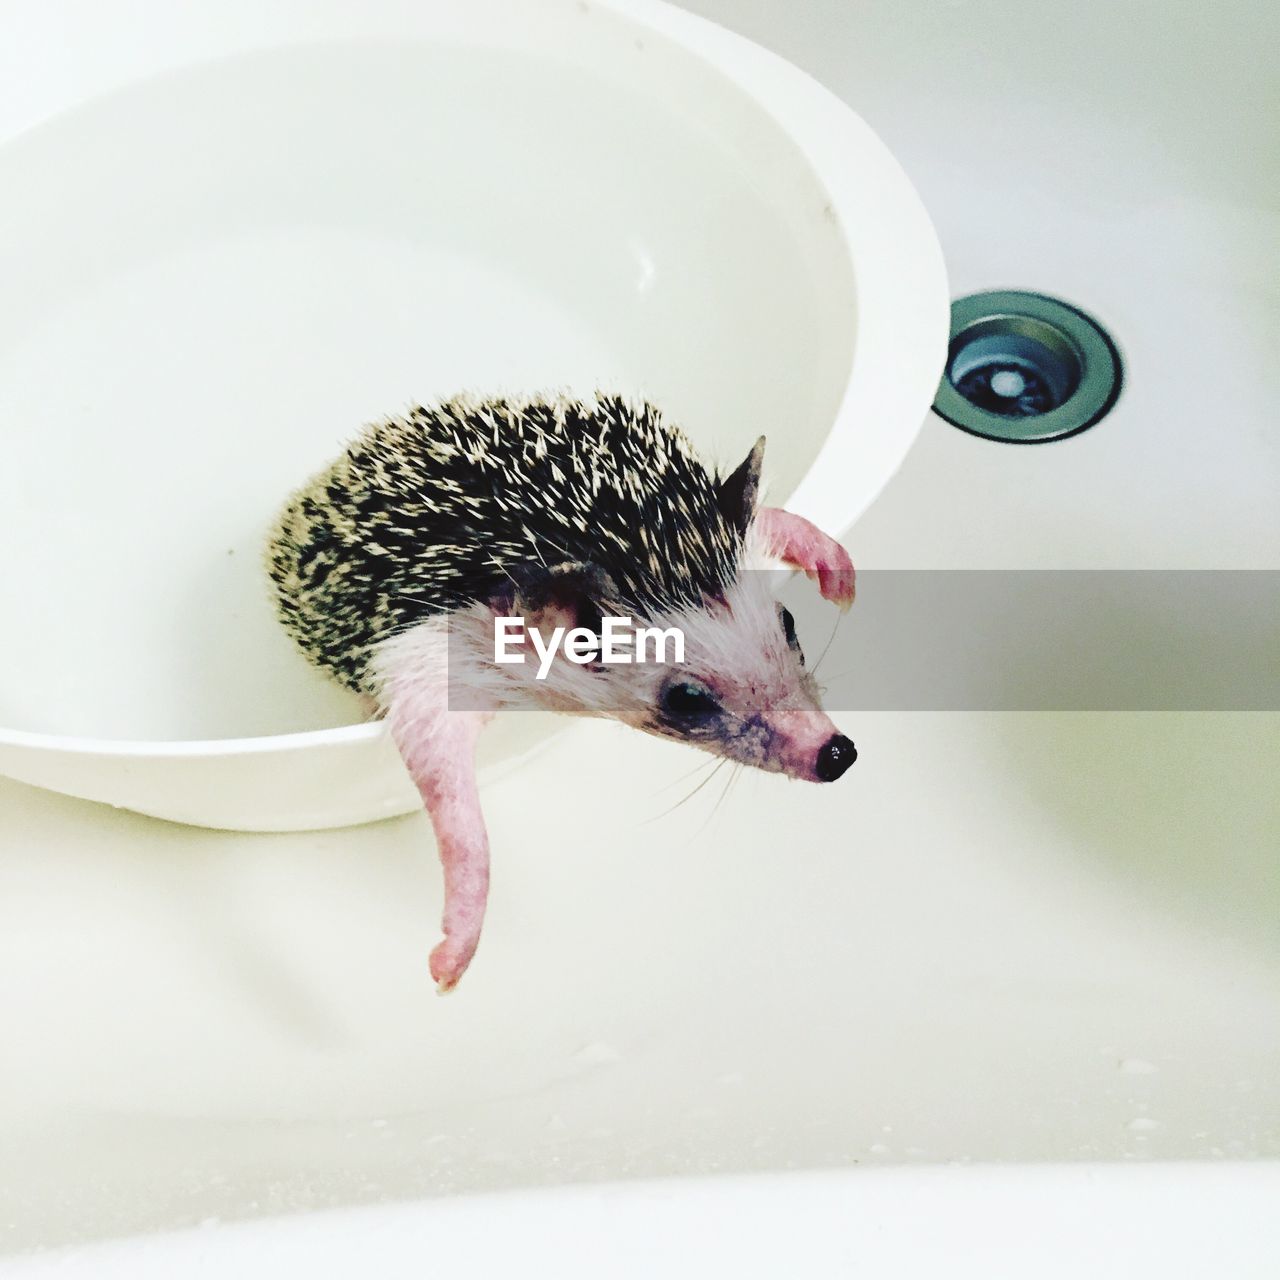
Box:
652 753 720 794
809 607 844 678
697 761 743 836
645 757 729 823
816 666 858 685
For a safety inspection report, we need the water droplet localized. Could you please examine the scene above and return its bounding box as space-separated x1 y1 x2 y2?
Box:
1119 1058 1158 1075
571 1041 621 1068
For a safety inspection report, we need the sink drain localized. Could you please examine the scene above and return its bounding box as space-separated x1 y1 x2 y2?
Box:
933 291 1122 443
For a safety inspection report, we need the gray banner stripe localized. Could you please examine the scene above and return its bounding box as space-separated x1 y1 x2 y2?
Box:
799 571 1280 712
445 571 1280 712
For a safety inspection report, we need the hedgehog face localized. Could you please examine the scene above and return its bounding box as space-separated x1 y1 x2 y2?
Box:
629 568 854 784
470 557 852 783
435 527 854 783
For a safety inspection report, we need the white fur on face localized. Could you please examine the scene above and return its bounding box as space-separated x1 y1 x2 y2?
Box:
419 521 841 781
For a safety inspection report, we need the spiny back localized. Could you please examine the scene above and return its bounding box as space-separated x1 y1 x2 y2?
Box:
267 394 745 691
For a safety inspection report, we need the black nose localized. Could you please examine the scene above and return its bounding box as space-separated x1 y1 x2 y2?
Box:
816 734 857 782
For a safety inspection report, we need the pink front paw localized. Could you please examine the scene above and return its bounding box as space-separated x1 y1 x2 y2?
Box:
757 507 856 610
813 546 856 611
430 933 480 993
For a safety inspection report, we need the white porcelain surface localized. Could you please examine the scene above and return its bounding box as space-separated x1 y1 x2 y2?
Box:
6 1166 1280 1278
0 0 946 829
2 0 1278 1272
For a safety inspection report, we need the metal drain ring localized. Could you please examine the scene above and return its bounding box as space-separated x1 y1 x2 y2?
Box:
933 291 1123 443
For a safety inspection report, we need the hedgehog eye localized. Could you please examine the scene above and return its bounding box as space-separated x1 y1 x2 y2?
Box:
660 679 722 724
779 605 804 665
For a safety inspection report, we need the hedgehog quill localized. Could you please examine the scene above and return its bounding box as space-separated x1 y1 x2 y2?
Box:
268 394 856 991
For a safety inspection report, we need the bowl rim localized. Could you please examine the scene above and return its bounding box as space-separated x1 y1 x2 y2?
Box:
0 0 948 763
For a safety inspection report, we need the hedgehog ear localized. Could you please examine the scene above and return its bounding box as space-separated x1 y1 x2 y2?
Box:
717 436 765 536
500 560 617 633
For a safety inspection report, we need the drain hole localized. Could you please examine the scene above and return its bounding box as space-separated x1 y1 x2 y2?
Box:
934 291 1122 443
949 326 1079 417
954 362 1055 417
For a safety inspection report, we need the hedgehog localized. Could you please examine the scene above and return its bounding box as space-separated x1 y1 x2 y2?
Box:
267 393 857 991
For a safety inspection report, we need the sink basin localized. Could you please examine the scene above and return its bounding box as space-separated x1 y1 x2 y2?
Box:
0 0 946 830
3 0 1276 1271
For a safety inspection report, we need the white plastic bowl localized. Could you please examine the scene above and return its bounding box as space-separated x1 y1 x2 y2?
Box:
0 0 946 829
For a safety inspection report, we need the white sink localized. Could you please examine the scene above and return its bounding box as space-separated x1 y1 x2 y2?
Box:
1 0 1277 1272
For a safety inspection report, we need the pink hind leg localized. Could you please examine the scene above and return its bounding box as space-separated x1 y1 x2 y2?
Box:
378 635 493 993
757 507 856 609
